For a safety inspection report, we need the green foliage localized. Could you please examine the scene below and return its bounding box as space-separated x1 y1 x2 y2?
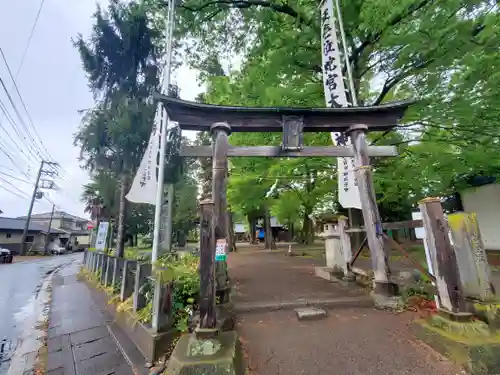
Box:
150 0 500 225
155 254 200 332
74 0 161 100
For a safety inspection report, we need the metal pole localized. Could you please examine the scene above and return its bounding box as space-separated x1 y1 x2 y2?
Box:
152 0 176 266
151 0 176 333
44 204 55 254
333 0 363 251
334 0 358 106
20 160 44 255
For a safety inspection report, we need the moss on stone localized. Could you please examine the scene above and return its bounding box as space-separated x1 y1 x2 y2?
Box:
472 301 500 330
414 316 500 375
165 331 244 375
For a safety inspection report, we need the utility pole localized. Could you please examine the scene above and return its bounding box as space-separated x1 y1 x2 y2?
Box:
20 160 59 255
44 204 55 254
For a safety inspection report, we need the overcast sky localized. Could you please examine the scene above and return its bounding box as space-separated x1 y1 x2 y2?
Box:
0 0 203 219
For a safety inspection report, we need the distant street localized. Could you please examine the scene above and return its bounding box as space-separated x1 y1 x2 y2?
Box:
0 253 81 375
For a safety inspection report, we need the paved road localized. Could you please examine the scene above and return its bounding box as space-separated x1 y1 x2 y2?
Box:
0 253 80 375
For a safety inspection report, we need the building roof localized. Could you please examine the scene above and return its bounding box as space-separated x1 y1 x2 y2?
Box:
0 217 65 234
17 211 89 222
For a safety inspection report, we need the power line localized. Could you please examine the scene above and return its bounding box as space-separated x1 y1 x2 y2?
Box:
0 175 31 199
43 194 59 209
0 96 42 165
0 144 32 179
0 77 46 160
0 165 18 173
0 184 30 201
0 48 53 160
16 0 46 77
0 170 31 184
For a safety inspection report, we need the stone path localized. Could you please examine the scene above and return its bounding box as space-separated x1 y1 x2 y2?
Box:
229 248 367 307
47 262 133 375
228 247 463 375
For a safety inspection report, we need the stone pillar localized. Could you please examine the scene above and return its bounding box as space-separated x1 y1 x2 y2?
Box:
211 122 231 303
324 222 343 275
104 256 113 287
100 254 107 284
133 263 151 312
152 278 171 333
111 257 119 287
120 260 136 301
448 212 495 301
338 216 355 281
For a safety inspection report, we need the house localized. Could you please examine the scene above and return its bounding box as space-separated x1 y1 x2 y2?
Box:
17 211 91 250
0 217 65 254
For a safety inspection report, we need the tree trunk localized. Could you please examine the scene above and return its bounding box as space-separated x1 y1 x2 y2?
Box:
264 210 276 250
301 209 313 244
177 230 187 247
134 234 138 247
116 172 128 258
227 210 236 252
248 215 257 244
287 220 293 242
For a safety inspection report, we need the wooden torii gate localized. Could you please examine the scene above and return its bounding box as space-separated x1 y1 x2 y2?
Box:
155 93 413 327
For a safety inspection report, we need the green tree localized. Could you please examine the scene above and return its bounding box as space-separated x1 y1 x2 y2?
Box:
168 0 500 224
81 171 119 222
74 0 161 256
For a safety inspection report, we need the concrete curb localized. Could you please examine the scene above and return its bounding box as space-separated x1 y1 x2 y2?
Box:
233 296 373 313
105 321 150 375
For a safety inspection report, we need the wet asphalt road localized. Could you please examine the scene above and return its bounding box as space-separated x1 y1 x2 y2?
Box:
0 253 81 374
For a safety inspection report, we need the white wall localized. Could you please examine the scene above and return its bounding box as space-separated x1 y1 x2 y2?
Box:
412 211 425 239
461 183 500 250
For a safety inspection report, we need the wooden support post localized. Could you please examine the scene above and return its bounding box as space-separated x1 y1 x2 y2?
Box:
198 199 217 332
211 122 231 301
347 125 397 297
419 198 468 314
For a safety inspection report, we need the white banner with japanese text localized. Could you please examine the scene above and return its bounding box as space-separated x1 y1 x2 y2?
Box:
320 0 362 209
126 102 174 205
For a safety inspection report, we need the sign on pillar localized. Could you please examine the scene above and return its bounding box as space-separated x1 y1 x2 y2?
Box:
215 239 228 262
